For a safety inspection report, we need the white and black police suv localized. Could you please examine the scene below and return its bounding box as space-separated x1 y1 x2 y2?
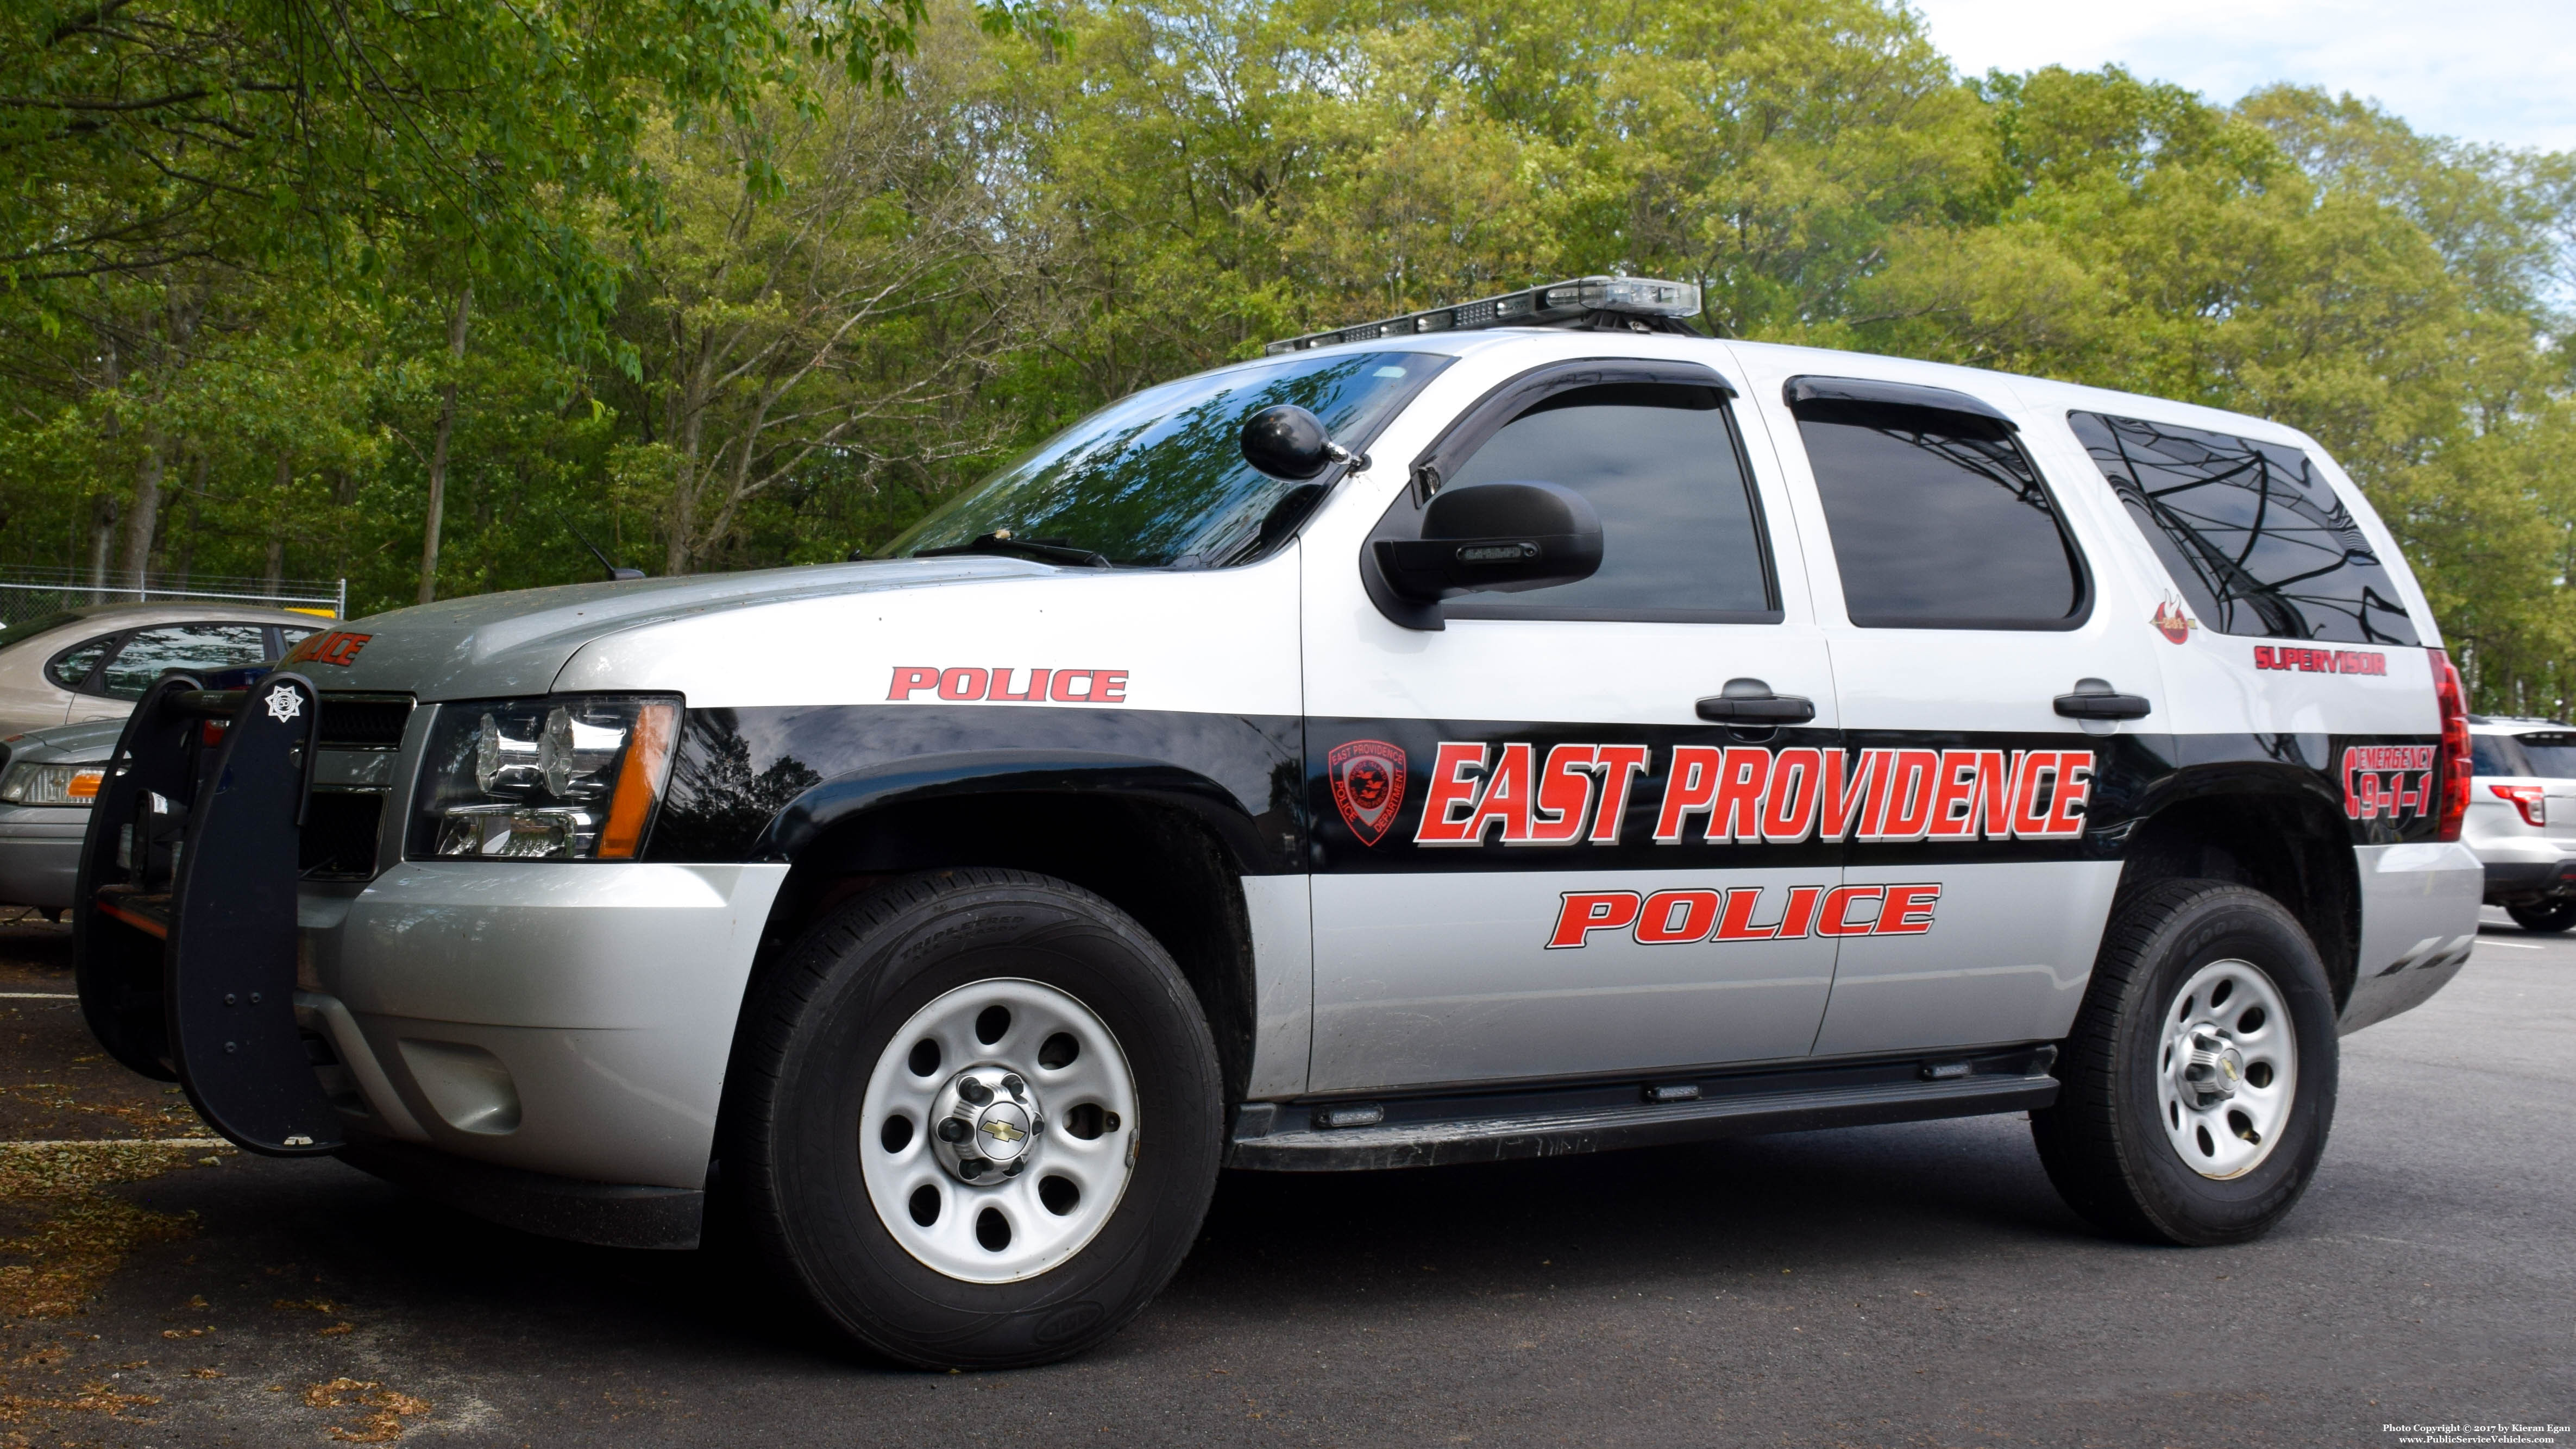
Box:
73 276 2479 1368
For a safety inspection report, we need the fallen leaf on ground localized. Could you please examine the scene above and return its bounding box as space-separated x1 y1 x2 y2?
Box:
301 1377 430 1444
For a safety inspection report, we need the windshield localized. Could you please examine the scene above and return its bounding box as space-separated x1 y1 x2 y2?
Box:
886 351 1450 567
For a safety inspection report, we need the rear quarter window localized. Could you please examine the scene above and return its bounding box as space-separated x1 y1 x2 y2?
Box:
2069 412 2418 646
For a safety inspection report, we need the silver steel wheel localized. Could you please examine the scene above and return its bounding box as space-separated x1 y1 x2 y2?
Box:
2156 958 2297 1180
860 978 1138 1284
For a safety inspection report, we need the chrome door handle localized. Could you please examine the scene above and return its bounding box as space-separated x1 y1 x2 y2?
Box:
1697 678 1817 724
2054 677 2152 721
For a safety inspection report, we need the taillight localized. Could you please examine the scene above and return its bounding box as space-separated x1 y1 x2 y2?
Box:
2431 648 2472 841
2490 783 2547 827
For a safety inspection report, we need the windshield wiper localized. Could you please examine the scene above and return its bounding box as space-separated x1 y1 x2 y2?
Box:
915 531 1113 569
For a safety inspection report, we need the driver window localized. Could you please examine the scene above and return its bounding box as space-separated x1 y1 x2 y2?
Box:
1441 382 1779 622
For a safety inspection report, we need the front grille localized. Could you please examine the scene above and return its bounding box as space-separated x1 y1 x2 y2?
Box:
300 791 384 878
317 694 412 748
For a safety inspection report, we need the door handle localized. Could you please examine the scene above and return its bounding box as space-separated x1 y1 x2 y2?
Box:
2053 678 2152 721
1696 678 1817 724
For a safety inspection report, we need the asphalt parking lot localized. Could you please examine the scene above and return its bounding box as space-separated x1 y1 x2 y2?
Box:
0 915 2565 1447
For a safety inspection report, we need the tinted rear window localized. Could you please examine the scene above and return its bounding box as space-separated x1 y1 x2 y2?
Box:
2472 735 2526 777
2070 412 2418 646
1796 401 2086 629
2515 733 2576 779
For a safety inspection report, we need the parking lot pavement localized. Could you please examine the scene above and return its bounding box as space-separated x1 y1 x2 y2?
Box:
0 915 2564 1447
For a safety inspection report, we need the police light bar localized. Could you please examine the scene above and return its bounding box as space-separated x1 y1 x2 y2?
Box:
1263 276 1702 355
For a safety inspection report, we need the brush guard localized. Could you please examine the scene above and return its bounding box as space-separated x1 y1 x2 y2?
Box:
73 672 342 1156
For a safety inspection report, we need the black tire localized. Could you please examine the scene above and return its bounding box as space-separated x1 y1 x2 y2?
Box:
2032 879 2339 1245
725 868 1223 1369
2505 898 2576 933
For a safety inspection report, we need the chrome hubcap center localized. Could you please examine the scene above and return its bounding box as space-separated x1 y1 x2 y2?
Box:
929 1066 1045 1182
2178 1031 2244 1107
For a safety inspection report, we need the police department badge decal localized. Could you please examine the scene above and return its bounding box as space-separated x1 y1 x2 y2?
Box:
1328 739 1406 847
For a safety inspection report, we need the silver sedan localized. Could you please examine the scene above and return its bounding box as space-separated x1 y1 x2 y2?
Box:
0 716 123 913
0 603 325 737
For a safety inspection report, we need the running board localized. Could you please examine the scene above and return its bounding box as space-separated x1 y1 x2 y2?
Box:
1227 1045 2058 1171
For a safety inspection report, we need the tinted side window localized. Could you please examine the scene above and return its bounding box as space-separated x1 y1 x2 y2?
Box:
1796 401 2085 629
2069 412 2418 646
46 635 118 690
98 624 274 699
1442 383 1775 621
2471 735 2526 777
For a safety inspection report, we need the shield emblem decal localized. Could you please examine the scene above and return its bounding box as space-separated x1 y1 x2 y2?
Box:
1328 739 1407 847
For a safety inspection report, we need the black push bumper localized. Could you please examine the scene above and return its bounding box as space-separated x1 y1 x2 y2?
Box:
73 673 342 1157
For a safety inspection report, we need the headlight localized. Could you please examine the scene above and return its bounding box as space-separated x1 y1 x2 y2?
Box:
0 763 105 805
409 697 680 860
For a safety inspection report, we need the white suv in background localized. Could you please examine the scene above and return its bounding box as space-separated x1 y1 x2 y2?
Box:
2465 716 2576 930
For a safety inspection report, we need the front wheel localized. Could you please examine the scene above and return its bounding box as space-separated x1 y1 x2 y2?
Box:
726 869 1223 1368
2506 898 2576 933
2033 880 2340 1245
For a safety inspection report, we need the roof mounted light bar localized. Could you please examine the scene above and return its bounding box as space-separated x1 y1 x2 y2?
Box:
1263 276 1703 355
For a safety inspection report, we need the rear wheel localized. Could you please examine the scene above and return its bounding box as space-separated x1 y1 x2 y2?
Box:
2033 880 2339 1245
2505 898 2576 933
727 869 1223 1368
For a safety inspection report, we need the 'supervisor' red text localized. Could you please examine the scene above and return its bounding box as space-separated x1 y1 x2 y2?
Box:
1414 744 2093 846
887 666 1128 703
2254 645 2386 675
1548 883 1941 949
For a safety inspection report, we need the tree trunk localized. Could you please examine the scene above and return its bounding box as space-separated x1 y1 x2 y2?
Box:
418 285 473 606
87 497 118 603
121 431 164 594
172 455 206 591
263 455 289 595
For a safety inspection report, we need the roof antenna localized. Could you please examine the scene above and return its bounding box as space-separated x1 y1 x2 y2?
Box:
558 512 644 581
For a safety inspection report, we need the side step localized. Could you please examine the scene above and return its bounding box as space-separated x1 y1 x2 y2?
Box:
1228 1045 2057 1171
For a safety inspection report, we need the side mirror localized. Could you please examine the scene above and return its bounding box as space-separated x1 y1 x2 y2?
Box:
1372 481 1604 602
1242 405 1367 480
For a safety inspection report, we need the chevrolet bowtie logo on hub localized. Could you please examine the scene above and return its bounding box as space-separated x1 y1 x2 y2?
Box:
977 1103 1032 1160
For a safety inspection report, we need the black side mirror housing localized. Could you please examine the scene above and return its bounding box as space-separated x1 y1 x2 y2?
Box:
1372 481 1604 602
1241 405 1335 480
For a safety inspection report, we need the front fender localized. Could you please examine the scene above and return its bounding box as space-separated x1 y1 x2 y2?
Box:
756 749 1279 870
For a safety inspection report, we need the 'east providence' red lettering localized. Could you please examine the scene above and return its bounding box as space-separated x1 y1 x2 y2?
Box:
1590 745 1651 845
1415 744 1490 845
1532 745 1600 845
1462 742 1538 845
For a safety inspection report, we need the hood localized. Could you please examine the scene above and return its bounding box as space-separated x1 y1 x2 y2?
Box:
289 557 1052 700
1 717 127 765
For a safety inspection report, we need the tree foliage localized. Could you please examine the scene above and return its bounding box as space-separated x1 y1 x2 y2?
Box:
0 0 2571 709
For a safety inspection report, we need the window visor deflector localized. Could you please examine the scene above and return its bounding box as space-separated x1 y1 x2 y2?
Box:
1409 358 1740 501
1782 375 2019 431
